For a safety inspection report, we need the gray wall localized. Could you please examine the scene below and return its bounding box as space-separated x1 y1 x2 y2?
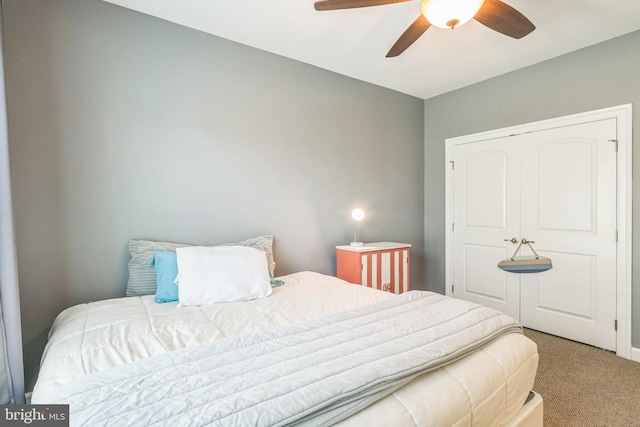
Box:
3 0 425 390
423 30 640 346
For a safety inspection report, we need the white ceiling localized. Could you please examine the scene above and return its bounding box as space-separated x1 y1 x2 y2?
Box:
103 0 640 99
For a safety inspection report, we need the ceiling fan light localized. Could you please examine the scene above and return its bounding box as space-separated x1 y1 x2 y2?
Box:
422 0 485 29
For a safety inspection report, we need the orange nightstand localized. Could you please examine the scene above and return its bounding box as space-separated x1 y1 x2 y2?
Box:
336 242 411 294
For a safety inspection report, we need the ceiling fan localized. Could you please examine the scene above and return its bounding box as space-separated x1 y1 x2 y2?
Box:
314 0 535 57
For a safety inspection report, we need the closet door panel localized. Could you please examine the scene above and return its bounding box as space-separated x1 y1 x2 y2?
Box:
520 119 617 351
452 139 521 319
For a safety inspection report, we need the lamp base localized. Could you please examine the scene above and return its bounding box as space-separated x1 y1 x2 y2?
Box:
350 241 364 247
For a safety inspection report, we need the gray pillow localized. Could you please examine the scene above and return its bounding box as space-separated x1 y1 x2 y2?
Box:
126 236 276 297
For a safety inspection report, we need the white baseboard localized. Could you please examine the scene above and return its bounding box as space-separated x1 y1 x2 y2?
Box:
632 347 640 363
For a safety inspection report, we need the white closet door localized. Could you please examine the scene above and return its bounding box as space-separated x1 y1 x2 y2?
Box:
452 139 521 320
451 118 618 351
519 119 617 350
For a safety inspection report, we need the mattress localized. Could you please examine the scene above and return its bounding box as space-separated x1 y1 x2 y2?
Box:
32 271 539 426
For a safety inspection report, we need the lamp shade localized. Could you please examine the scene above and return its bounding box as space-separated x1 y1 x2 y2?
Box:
422 0 485 29
352 208 365 221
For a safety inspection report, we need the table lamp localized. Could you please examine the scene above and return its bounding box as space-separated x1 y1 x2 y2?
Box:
351 208 365 246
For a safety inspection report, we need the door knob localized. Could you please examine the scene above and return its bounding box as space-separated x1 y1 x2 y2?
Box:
504 237 520 244
521 238 535 244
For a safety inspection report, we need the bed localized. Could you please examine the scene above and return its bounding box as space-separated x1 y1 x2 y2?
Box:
32 239 542 427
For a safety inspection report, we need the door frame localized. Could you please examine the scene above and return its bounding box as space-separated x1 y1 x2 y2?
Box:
444 104 633 359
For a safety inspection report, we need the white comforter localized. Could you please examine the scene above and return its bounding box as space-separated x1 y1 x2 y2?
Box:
32 272 539 426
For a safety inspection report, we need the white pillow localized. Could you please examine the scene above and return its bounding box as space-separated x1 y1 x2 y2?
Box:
175 245 272 306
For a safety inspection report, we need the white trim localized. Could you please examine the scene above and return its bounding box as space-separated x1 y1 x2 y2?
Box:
445 104 633 360
444 138 454 298
445 104 632 146
632 347 640 363
615 104 633 360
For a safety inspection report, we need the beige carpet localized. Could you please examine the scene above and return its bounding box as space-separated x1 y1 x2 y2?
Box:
523 329 640 426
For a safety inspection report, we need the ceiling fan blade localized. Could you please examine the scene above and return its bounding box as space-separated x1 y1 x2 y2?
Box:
474 0 535 39
386 15 431 57
315 0 411 11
